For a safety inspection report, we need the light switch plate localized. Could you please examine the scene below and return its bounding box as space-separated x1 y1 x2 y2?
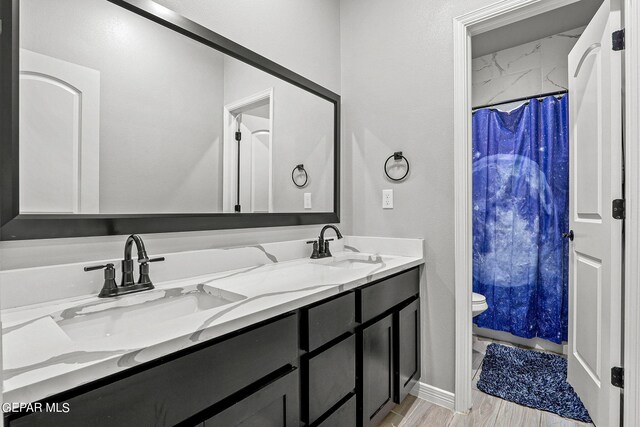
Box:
304 193 312 209
382 189 393 209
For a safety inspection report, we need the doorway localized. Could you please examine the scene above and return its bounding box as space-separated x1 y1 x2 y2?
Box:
454 0 630 425
222 88 274 213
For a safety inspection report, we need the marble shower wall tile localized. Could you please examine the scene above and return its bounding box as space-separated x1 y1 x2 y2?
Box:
541 27 584 73
472 26 585 108
472 40 542 84
473 67 542 108
543 66 570 92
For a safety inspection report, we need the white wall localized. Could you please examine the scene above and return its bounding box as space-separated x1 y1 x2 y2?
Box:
1 0 343 270
153 0 341 94
340 0 509 393
473 27 584 108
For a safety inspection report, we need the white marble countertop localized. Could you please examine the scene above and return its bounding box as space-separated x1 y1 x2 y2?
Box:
2 240 423 404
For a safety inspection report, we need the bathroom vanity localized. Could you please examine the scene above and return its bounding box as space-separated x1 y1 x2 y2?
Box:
1 237 423 427
0 0 423 425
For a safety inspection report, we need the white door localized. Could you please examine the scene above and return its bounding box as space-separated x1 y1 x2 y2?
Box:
567 0 623 425
232 120 268 213
251 130 271 213
19 49 100 214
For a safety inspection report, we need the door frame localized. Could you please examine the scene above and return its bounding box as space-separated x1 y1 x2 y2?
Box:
622 1 640 423
222 88 274 213
452 0 638 422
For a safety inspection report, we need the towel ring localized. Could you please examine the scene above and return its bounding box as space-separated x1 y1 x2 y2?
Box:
292 164 308 188
384 152 410 181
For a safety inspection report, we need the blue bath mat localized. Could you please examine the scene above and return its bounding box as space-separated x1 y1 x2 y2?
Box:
477 343 592 423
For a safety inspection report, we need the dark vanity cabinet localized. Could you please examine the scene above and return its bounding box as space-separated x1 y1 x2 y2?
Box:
203 369 299 427
396 298 421 404
357 268 420 427
300 292 358 426
301 267 421 427
6 267 420 427
359 299 421 427
361 314 396 427
7 314 300 427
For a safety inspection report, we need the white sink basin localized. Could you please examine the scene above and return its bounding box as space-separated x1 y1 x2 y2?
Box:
312 253 388 269
55 284 246 342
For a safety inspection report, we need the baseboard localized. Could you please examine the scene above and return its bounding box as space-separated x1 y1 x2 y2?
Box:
473 326 566 355
410 381 456 411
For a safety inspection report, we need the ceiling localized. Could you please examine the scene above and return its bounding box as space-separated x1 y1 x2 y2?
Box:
472 0 604 58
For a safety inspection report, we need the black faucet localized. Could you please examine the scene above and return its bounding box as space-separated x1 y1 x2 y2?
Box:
84 234 165 298
307 225 343 259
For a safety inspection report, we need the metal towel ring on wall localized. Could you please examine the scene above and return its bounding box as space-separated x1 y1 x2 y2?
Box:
384 152 410 181
292 164 309 188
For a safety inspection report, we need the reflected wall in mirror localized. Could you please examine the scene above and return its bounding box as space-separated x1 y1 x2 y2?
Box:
18 0 334 215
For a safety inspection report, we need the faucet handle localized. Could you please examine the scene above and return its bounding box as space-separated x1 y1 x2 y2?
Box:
138 256 165 264
84 263 115 272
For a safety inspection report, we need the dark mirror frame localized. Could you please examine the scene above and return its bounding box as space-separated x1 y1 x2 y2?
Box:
0 0 340 241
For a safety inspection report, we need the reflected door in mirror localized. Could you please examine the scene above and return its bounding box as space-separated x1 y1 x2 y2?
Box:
19 49 100 214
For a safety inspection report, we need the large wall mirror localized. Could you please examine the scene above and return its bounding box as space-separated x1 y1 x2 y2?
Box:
0 0 340 240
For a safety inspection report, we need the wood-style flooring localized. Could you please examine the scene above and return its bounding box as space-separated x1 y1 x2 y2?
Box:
380 337 594 427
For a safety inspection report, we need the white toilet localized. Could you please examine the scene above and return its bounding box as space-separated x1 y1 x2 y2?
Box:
472 292 488 317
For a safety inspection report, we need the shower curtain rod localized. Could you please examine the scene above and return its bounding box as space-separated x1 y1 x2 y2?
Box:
472 89 568 111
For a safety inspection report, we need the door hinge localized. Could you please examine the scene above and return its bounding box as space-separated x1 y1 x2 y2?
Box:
612 29 625 51
611 366 624 388
612 199 625 219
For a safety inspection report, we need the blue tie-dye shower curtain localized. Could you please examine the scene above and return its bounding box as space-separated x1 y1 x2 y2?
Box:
472 95 569 344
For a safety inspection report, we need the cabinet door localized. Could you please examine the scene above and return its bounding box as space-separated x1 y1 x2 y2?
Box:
317 394 357 427
305 334 356 424
361 314 395 427
204 369 299 427
395 298 420 403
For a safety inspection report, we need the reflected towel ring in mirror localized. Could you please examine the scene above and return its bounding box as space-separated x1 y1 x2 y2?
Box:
292 164 309 188
384 152 410 181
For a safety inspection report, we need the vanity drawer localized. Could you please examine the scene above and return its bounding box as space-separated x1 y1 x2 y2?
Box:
302 291 356 352
9 314 298 427
305 334 356 424
317 394 357 427
204 369 299 427
357 267 419 323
